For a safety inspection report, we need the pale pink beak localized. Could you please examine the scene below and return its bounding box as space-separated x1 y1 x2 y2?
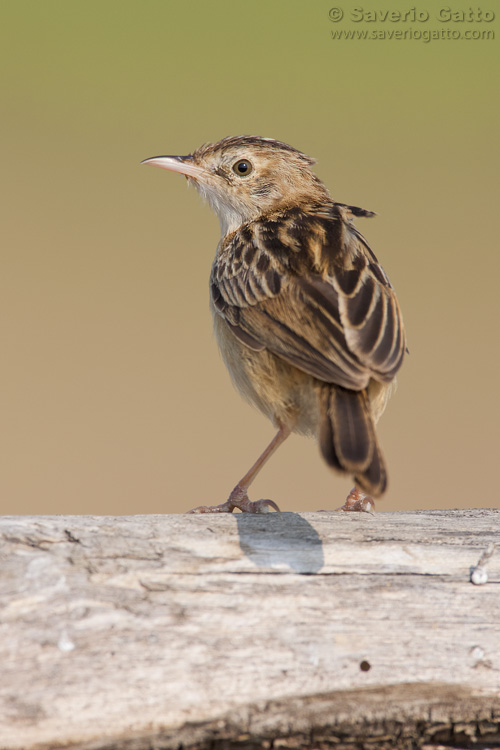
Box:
141 154 207 180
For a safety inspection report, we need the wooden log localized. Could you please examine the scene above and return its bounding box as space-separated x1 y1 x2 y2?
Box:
0 510 499 750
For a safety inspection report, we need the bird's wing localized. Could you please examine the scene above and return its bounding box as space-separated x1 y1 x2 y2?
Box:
211 206 405 390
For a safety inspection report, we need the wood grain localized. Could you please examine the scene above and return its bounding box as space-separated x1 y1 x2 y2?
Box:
0 510 499 749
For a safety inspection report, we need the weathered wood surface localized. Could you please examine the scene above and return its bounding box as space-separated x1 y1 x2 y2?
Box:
0 510 499 750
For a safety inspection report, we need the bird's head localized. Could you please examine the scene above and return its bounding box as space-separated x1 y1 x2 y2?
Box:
142 135 330 235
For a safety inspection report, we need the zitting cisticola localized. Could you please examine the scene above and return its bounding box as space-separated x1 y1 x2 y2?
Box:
143 136 406 513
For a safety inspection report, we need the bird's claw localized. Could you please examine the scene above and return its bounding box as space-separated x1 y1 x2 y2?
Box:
227 485 280 513
336 486 375 514
187 486 280 514
234 497 281 514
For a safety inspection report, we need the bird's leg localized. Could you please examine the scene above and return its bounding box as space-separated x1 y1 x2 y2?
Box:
187 424 291 514
337 485 375 514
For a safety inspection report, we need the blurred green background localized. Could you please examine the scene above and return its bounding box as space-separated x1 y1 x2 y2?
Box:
1 1 498 514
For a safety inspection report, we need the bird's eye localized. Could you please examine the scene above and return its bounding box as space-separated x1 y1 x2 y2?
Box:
232 159 253 176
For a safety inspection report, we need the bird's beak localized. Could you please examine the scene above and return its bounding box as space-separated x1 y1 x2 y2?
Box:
141 154 207 180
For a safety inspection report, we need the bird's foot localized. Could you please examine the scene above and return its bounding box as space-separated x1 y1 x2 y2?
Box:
230 489 280 514
336 486 375 514
187 484 280 514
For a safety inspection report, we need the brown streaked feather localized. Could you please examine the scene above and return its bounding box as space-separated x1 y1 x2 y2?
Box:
210 202 405 391
334 203 377 219
319 384 387 497
330 387 373 470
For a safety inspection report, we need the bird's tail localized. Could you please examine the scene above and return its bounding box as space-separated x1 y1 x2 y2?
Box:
318 385 387 497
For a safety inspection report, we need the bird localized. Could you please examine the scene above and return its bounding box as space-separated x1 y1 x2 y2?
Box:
142 136 406 513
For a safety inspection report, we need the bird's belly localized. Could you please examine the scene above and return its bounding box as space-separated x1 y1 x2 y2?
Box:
211 308 320 436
